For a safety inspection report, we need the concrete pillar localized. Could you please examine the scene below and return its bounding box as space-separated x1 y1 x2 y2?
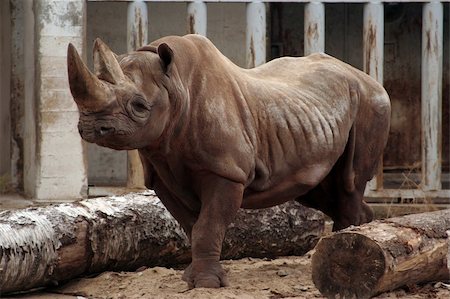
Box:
363 2 384 83
246 1 266 68
421 1 443 191
127 0 148 52
187 1 207 36
31 0 87 200
127 0 148 189
304 1 325 55
363 1 384 191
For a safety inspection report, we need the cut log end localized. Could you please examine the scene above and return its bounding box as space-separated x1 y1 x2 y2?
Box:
312 211 450 298
312 232 385 299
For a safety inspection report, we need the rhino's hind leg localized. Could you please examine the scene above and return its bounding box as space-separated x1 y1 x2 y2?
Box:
297 180 372 231
331 182 373 231
296 126 374 231
329 124 375 231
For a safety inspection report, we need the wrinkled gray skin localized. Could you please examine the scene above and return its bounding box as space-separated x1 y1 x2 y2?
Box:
67 34 391 289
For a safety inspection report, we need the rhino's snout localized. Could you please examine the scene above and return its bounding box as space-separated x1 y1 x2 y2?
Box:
78 124 83 135
78 121 116 143
97 126 115 137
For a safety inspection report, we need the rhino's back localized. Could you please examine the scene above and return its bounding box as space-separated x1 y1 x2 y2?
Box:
238 53 385 200
244 54 360 164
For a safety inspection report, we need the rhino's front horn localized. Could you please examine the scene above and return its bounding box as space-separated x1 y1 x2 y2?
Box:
93 38 125 84
67 43 108 111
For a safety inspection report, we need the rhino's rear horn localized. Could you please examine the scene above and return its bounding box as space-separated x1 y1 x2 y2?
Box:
67 43 108 110
93 38 125 84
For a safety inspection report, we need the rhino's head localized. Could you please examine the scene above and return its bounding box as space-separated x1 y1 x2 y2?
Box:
67 38 174 150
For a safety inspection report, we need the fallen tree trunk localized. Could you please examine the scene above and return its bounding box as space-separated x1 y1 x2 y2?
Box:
312 209 450 299
0 191 324 294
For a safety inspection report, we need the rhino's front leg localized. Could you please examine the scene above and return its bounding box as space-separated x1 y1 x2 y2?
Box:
182 175 244 288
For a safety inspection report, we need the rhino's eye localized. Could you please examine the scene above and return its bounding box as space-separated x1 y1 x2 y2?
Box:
128 97 150 120
132 101 147 113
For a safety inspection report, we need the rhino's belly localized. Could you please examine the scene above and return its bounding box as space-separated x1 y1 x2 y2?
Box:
241 162 332 209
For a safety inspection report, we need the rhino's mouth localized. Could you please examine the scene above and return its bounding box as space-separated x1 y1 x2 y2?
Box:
78 121 129 149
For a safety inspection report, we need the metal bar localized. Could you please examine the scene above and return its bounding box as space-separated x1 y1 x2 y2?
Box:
363 1 384 191
127 0 148 189
304 1 325 55
187 1 207 35
246 1 266 68
421 1 443 191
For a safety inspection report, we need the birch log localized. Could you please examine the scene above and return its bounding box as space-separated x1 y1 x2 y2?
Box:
0 191 324 294
312 209 450 299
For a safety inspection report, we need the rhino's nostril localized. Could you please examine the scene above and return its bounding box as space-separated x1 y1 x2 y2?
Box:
98 126 115 136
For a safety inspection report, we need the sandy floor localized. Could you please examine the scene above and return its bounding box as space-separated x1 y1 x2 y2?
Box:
10 254 450 299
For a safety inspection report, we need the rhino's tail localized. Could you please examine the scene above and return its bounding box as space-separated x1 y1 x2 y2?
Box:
342 125 356 194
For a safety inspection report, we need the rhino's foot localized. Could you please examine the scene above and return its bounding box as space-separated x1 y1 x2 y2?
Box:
182 259 229 288
332 201 374 231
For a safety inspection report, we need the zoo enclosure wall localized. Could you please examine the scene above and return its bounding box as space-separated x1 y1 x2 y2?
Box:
0 0 449 203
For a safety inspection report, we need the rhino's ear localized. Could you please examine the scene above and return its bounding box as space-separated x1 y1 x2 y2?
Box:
157 43 173 73
93 38 125 84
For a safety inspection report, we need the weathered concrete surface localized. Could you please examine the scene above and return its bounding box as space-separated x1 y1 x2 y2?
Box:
246 1 266 68
207 2 247 67
9 0 26 191
363 1 384 191
0 0 11 178
304 1 324 55
187 1 207 36
6 2 447 199
126 0 147 189
31 0 87 200
421 2 443 191
127 0 148 53
22 0 38 197
86 1 128 187
0 194 34 211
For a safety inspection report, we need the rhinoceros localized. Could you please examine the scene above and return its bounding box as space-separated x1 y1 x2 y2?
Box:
67 34 390 288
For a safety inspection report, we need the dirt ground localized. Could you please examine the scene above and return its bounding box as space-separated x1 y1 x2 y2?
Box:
10 253 450 299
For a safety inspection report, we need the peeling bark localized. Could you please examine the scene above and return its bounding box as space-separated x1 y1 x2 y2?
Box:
312 209 450 299
0 191 324 294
